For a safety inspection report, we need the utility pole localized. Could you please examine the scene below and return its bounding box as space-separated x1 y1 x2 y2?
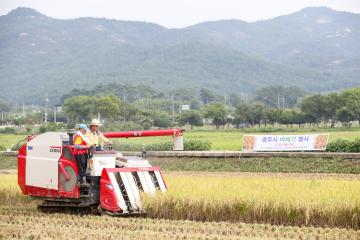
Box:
22 103 25 118
282 95 285 109
171 95 175 123
44 92 48 123
224 93 227 107
277 92 280 109
53 107 57 123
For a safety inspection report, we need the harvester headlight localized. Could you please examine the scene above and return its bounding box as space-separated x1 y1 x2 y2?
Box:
106 184 113 190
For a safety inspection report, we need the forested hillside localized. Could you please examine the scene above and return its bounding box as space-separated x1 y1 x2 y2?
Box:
0 7 359 104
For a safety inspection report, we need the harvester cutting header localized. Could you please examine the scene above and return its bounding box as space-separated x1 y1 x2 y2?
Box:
17 123 184 215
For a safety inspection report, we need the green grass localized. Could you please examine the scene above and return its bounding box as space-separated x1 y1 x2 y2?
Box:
149 157 360 173
1 129 360 151
113 130 360 150
2 155 360 174
0 134 28 150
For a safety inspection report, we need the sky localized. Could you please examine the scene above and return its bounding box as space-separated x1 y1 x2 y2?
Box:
0 0 359 28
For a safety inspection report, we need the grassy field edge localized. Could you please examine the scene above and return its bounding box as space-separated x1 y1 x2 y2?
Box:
149 157 360 174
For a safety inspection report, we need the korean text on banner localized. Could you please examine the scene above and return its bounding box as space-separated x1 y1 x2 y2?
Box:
242 134 329 152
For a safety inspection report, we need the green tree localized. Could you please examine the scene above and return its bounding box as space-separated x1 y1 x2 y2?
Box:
200 88 217 105
228 93 244 107
336 107 353 127
94 94 121 120
323 93 341 127
234 103 266 128
247 104 266 127
170 88 196 102
340 88 360 125
63 96 95 122
233 103 250 128
267 109 283 127
190 99 201 110
179 110 203 129
234 104 249 121
153 113 172 128
134 98 178 113
278 110 294 127
292 111 308 128
64 94 121 122
203 103 226 129
255 86 305 108
300 94 327 126
120 101 138 122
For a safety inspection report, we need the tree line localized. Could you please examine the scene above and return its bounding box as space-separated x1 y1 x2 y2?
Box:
61 86 360 130
1 84 360 131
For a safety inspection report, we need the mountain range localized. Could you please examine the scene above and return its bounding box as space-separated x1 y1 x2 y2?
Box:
0 7 359 104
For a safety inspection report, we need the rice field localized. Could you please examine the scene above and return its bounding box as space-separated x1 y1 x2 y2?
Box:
1 205 359 240
144 172 360 228
0 172 360 239
0 134 27 150
1 129 359 150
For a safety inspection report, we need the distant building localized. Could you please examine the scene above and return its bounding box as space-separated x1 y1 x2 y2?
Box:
181 105 190 111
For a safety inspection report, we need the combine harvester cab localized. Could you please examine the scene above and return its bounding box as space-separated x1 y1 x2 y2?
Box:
17 129 184 215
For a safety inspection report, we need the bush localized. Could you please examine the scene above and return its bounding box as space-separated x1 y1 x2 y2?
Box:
39 123 66 133
153 116 173 128
147 142 174 151
326 138 360 152
184 139 211 151
326 139 351 152
0 145 6 151
141 120 152 130
348 138 360 152
115 143 144 152
114 139 211 151
66 123 76 129
25 126 32 134
103 121 143 132
0 127 16 134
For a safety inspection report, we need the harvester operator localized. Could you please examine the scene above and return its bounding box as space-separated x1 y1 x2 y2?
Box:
73 124 92 184
87 119 112 150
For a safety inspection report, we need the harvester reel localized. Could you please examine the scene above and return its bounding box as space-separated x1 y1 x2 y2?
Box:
59 166 77 192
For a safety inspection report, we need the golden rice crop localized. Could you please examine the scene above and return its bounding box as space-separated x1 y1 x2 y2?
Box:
143 172 360 229
0 174 36 206
0 173 360 232
0 205 359 240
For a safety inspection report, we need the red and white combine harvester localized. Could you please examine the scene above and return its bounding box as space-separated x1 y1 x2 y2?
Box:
17 129 184 215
